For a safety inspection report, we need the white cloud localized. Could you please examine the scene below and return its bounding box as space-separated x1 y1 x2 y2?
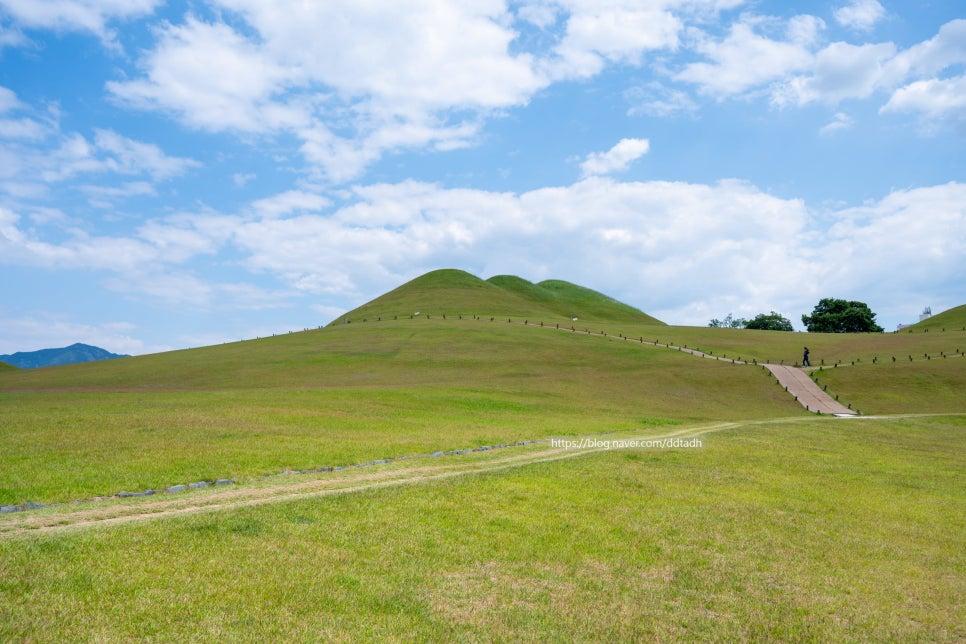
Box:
819 111 853 135
92 129 200 180
543 0 752 81
232 172 255 187
0 24 27 48
0 205 161 271
250 189 330 218
880 75 966 120
0 111 200 200
675 14 966 129
546 2 683 79
106 5 544 182
107 18 300 133
819 182 966 323
0 314 152 355
0 0 161 43
101 271 291 309
80 180 156 207
778 19 966 108
579 138 650 176
0 85 21 112
2 176 964 327
0 85 48 140
771 41 896 106
834 0 885 32
517 2 559 29
676 15 820 97
886 19 966 80
625 82 698 117
105 1 745 183
0 116 46 139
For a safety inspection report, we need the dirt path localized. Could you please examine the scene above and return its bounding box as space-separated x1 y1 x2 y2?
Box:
764 364 856 415
2 414 957 539
0 419 767 539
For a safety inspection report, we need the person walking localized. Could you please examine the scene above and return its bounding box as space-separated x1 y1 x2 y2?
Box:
802 346 811 367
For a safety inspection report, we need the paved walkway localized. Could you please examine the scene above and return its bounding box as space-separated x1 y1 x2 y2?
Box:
764 364 856 415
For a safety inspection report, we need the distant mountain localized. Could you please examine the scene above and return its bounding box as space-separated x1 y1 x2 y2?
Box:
0 343 128 369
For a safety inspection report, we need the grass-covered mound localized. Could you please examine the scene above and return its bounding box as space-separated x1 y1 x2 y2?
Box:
333 269 663 324
487 275 663 324
331 269 536 324
0 361 15 371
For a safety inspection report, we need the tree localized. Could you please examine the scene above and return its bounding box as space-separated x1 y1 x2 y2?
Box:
801 298 883 333
745 311 794 331
708 313 747 329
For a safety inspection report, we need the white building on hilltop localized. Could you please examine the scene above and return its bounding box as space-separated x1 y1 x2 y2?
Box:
897 307 932 330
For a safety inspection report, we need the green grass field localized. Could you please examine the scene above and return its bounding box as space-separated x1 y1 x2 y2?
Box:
1 415 962 640
0 272 963 640
0 320 801 505
813 358 966 414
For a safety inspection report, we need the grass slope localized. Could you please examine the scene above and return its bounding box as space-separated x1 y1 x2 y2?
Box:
331 269 554 323
333 269 662 324
583 321 966 366
0 320 800 504
0 361 14 371
907 304 966 332
813 358 966 414
1 415 962 640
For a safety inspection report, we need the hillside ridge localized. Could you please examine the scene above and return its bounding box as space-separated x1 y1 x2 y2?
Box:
907 304 966 331
333 269 664 325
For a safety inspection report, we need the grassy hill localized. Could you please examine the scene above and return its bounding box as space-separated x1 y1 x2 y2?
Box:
0 270 961 504
332 269 663 325
487 275 663 324
906 304 966 331
0 361 14 371
814 358 966 413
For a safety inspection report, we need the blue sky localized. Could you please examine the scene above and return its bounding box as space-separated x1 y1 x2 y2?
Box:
0 0 964 354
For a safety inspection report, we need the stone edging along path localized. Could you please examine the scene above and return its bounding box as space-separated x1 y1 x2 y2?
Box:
0 438 545 516
3 413 960 538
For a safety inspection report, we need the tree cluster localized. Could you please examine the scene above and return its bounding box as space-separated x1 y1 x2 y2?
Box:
707 299 882 333
801 298 883 333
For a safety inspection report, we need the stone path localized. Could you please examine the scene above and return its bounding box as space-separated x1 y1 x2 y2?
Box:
764 364 856 415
